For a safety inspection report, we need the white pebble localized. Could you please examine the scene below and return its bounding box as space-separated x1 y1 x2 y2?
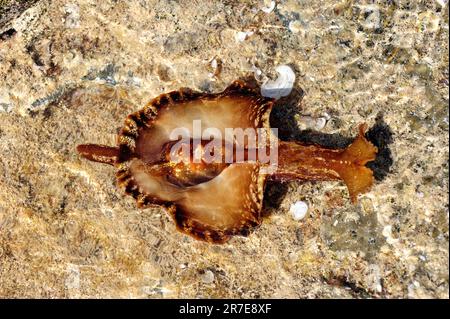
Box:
382 225 392 238
322 112 331 120
315 117 327 129
435 0 447 8
210 58 218 69
201 270 215 284
261 65 295 99
289 201 308 221
261 0 276 13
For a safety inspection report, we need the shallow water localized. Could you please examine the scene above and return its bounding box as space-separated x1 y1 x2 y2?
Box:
0 0 448 298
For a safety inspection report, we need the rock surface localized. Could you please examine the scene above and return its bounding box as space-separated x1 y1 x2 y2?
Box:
0 0 40 30
0 0 448 298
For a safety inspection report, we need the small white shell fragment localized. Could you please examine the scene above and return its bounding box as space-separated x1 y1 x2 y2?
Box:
261 0 276 13
201 270 215 284
261 65 295 99
289 201 308 221
382 225 399 245
208 57 222 78
288 20 302 34
296 115 327 130
235 31 254 42
211 58 218 70
382 225 392 238
315 117 326 130
435 0 447 8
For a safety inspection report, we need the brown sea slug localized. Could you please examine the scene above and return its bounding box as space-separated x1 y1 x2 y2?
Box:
77 80 377 243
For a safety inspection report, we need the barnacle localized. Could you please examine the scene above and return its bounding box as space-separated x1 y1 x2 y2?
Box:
77 80 377 243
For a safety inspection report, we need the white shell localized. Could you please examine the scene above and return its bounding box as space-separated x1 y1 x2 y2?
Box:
261 65 295 99
289 201 308 221
235 31 254 42
261 1 276 13
201 270 215 284
436 0 447 8
296 115 327 130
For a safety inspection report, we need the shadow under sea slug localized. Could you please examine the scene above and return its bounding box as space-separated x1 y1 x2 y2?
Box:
77 80 378 243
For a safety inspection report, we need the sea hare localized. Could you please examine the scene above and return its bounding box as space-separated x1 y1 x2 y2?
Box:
77 81 377 243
